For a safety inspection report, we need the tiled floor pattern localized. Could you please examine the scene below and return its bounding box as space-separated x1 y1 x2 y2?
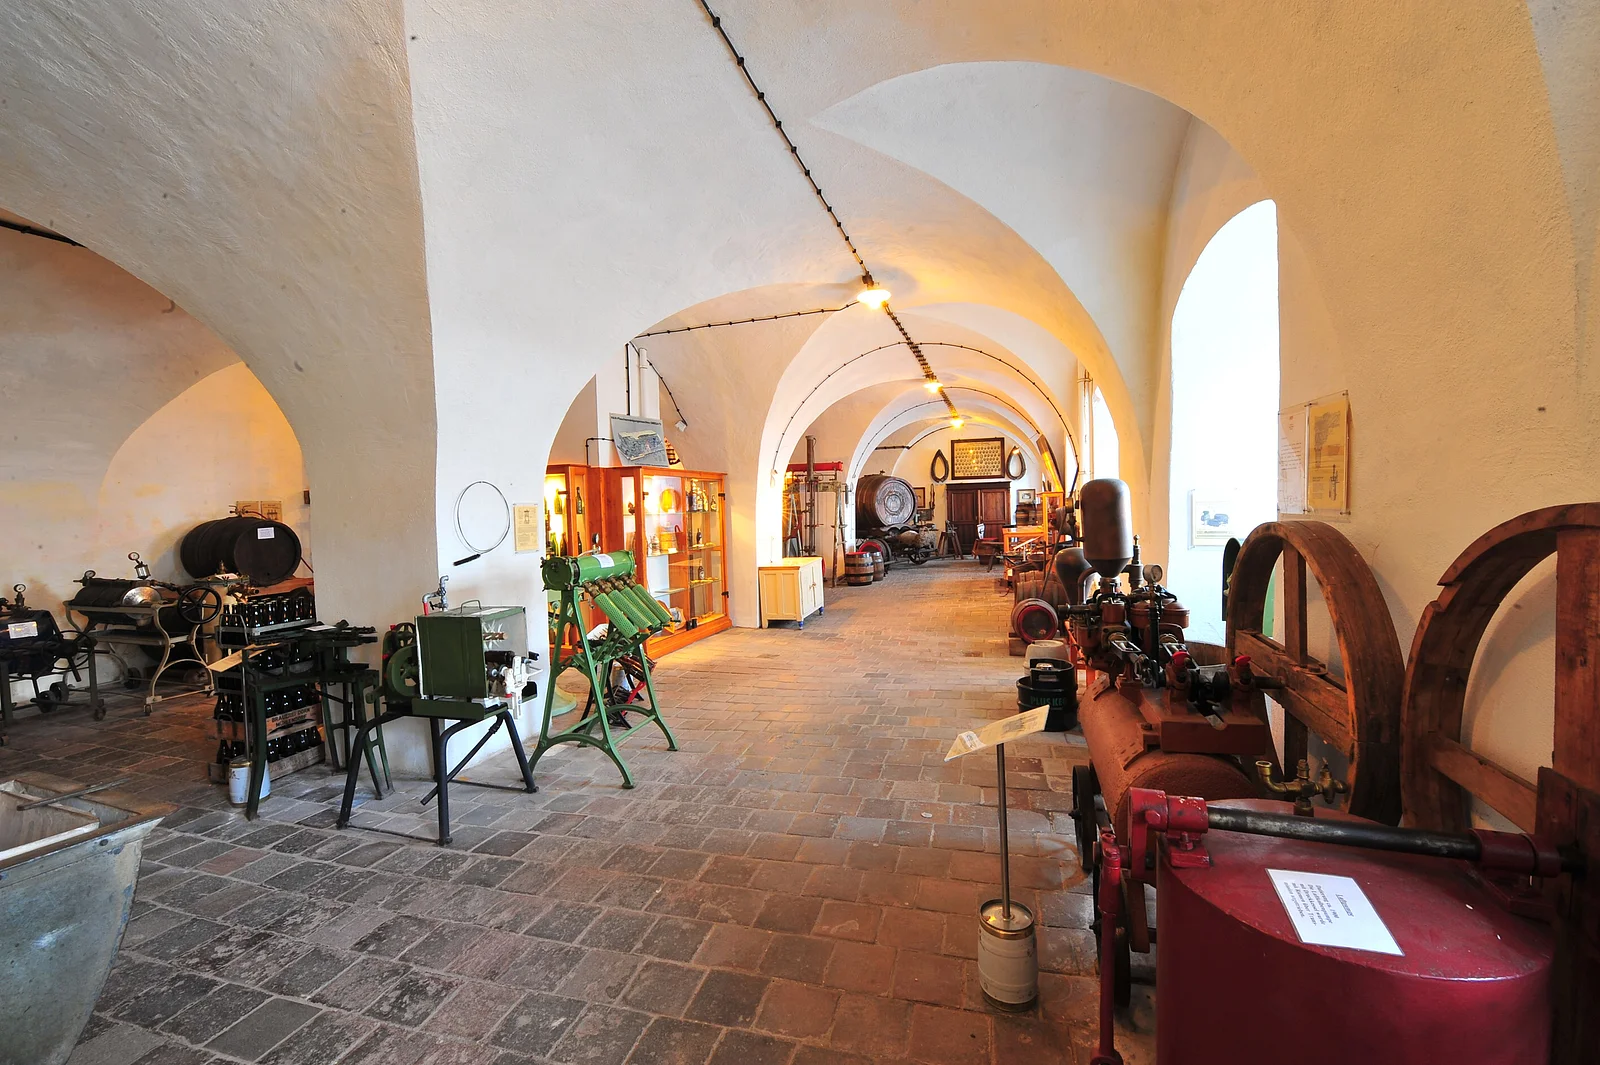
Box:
2 560 1142 1065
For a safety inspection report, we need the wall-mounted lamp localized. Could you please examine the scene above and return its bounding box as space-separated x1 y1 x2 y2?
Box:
856 273 891 308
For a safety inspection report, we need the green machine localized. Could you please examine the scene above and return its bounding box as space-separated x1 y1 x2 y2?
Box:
533 551 677 787
337 604 538 844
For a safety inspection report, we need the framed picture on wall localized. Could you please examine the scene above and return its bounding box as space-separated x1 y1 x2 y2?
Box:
1017 489 1036 504
951 437 1006 479
1190 493 1239 546
913 486 928 508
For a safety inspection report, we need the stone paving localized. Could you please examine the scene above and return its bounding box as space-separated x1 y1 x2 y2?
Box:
2 560 1142 1065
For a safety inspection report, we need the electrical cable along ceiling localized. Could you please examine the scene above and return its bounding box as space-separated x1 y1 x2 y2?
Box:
692 0 966 425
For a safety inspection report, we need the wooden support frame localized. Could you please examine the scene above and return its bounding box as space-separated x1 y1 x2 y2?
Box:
1225 521 1406 824
1400 503 1600 1064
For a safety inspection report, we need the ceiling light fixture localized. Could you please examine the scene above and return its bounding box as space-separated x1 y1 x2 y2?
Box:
923 377 941 393
950 416 965 429
856 274 891 308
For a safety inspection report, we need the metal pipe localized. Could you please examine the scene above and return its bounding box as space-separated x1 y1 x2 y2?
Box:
997 742 1011 920
1205 806 1584 874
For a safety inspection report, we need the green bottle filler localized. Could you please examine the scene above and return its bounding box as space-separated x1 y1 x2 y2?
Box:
533 551 677 786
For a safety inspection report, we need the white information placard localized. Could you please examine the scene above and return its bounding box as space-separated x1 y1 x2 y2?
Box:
1268 869 1402 955
7 621 39 639
944 706 1051 762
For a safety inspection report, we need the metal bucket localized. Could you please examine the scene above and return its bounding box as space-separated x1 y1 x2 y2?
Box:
1 773 172 1065
978 899 1038 1010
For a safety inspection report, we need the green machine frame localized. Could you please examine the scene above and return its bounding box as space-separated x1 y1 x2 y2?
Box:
534 551 677 786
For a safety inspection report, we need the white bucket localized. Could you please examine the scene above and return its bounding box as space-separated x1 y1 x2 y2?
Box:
977 899 1038 1011
227 759 269 806
1025 640 1068 666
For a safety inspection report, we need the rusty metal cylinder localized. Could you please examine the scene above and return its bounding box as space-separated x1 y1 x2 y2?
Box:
1078 692 1258 834
1079 478 1133 579
1129 599 1190 631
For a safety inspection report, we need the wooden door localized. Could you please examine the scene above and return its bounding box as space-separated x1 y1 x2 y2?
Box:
978 488 1010 528
947 487 980 552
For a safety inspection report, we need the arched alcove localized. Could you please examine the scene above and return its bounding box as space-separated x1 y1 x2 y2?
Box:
1166 200 1279 641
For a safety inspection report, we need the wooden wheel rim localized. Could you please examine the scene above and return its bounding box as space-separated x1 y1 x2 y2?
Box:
1402 502 1600 833
1225 521 1405 824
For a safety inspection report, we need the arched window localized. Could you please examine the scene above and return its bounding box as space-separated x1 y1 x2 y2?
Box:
1167 200 1279 641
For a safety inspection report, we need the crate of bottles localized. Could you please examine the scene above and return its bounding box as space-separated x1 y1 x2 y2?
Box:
208 683 327 783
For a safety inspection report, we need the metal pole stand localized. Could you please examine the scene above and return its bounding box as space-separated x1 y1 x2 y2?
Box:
977 740 1039 1010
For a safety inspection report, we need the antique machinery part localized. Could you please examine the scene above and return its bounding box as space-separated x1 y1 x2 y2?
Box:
1403 503 1600 832
1052 546 1095 605
1088 827 1126 1065
177 585 223 627
1256 758 1347 817
1130 789 1561 1065
1400 503 1600 1064
424 576 449 613
384 642 421 700
1079 478 1133 579
1225 520 1405 824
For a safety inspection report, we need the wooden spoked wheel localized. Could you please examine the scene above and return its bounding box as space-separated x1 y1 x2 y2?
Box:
1225 521 1406 824
1402 503 1600 833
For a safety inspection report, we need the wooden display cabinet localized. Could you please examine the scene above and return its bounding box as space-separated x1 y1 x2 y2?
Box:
594 466 731 656
544 464 600 558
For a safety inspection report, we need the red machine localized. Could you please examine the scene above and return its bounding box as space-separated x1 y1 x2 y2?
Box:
1096 789 1567 1065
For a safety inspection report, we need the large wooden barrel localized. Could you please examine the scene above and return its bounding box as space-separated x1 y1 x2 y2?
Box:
180 516 302 585
1011 598 1059 642
844 553 874 586
855 474 918 529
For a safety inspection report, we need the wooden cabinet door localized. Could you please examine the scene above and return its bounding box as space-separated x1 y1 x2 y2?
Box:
979 488 1010 526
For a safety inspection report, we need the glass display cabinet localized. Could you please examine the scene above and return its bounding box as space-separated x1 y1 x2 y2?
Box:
596 466 730 655
543 464 598 558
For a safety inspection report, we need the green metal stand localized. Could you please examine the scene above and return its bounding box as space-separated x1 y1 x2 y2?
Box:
532 552 677 788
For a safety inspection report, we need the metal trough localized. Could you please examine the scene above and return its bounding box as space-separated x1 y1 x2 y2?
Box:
1 772 172 1065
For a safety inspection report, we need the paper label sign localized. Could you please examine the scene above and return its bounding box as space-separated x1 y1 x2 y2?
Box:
594 553 614 567
945 706 1051 761
6 621 39 639
208 650 245 672
257 527 275 539
1268 869 1402 955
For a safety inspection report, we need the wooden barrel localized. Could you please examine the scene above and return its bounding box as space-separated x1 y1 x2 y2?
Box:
1010 598 1059 643
867 550 886 582
844 553 874 586
855 474 918 528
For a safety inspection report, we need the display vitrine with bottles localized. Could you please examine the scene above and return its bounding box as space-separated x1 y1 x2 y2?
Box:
595 466 730 655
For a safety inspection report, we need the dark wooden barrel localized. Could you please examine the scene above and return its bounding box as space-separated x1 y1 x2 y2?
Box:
844 553 873 586
855 474 918 529
180 517 302 585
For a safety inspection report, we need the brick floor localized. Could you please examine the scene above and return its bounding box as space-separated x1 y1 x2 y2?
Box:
2 560 1157 1065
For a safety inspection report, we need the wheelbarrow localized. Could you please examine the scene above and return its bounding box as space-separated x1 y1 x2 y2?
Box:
1 772 172 1065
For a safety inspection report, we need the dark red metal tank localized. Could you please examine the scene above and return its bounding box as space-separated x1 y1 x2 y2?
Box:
1156 801 1554 1064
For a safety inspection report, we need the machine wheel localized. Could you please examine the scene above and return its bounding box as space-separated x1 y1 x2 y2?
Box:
178 585 223 627
1226 521 1406 824
1071 764 1100 875
385 644 421 699
35 691 60 714
910 550 931 565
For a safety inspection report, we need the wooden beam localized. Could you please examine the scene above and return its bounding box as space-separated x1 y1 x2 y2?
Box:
1423 733 1538 832
1555 528 1600 793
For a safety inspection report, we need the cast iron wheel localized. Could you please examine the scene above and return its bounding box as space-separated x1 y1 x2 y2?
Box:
910 550 930 565
34 690 60 714
1071 764 1099 875
178 585 223 627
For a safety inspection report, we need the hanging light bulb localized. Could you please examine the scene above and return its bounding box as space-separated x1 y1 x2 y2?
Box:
923 377 941 393
856 273 891 308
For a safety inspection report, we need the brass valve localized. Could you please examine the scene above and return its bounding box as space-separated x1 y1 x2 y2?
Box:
1256 758 1347 817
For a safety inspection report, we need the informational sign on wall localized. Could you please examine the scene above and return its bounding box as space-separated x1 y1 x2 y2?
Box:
1306 393 1351 513
1278 391 1350 516
951 437 1006 480
1190 493 1239 546
513 504 541 553
1277 408 1307 514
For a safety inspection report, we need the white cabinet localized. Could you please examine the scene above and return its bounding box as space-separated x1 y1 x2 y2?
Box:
759 557 824 628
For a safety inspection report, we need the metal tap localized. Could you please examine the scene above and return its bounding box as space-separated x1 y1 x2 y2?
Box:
1256 758 1347 817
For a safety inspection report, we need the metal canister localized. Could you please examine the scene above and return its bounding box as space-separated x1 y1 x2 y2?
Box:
977 899 1038 1010
543 550 636 589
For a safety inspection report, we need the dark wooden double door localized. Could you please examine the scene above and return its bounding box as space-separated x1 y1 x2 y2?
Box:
946 482 1010 553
